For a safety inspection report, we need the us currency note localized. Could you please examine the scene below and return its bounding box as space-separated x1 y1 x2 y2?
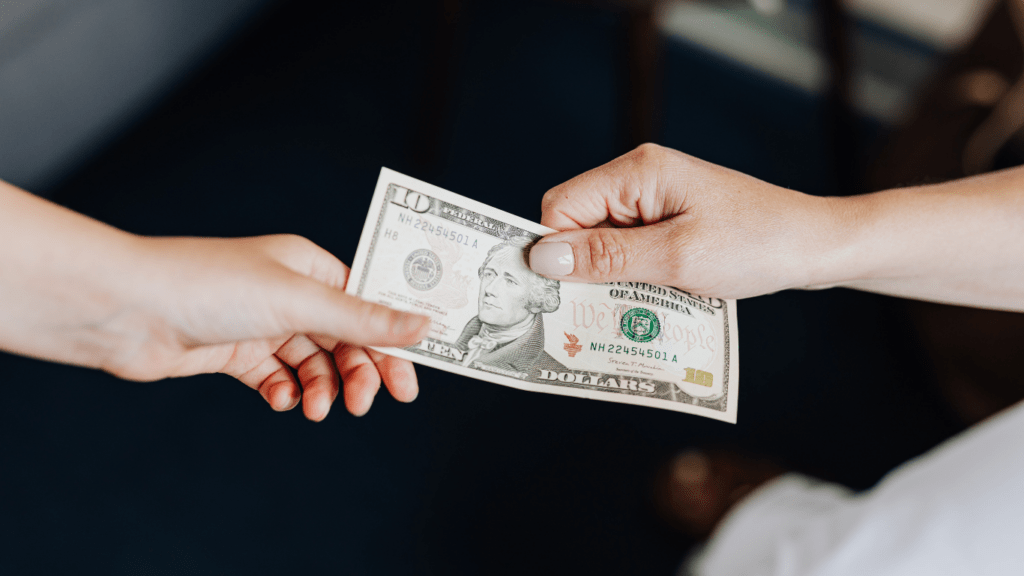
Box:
348 168 740 422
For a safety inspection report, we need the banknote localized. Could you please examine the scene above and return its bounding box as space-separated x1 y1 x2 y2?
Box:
347 168 740 422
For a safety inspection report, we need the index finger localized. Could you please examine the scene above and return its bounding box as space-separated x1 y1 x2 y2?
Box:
540 144 677 231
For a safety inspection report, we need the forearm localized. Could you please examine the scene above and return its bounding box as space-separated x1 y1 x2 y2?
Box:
0 179 140 367
812 168 1024 311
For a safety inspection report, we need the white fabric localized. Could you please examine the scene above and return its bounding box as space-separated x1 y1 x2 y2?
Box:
688 400 1024 576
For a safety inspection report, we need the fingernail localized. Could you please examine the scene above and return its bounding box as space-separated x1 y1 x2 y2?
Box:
530 242 574 276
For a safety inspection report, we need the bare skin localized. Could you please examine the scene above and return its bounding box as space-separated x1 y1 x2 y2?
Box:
0 179 430 420
531 143 1024 312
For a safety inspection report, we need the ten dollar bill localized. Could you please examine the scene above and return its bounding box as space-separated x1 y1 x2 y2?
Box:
348 168 740 422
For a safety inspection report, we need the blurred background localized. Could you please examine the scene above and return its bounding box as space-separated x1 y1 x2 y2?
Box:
1 0 1022 574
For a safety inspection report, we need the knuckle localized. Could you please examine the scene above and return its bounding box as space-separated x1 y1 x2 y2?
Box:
354 298 385 328
261 234 315 257
540 187 557 208
630 143 665 167
585 229 629 278
277 233 316 252
540 185 569 214
621 144 667 205
264 234 341 281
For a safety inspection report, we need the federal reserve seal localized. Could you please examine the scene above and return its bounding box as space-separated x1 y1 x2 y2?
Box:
404 249 443 291
620 307 660 343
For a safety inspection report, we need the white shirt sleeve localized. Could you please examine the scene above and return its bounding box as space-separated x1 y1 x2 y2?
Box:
689 400 1024 576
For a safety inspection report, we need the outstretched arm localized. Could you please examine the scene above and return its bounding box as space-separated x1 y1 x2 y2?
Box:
528 144 1024 311
828 168 1024 310
0 178 430 419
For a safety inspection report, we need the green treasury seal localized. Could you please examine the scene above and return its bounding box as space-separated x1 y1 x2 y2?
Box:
404 249 443 291
620 307 660 343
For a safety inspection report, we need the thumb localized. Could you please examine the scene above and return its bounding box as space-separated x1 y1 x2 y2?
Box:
283 277 431 347
529 221 680 285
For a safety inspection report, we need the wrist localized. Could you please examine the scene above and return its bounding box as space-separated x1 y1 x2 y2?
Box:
801 186 930 292
792 193 873 291
12 225 150 372
58 230 152 370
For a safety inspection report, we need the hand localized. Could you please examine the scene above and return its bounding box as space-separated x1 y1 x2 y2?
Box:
97 234 430 420
528 144 836 299
0 182 428 419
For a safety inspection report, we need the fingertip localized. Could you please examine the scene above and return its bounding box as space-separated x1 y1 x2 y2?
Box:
344 377 375 417
347 398 371 417
404 386 419 403
269 382 300 412
373 353 420 404
393 369 420 404
305 401 330 422
300 388 333 421
393 382 419 403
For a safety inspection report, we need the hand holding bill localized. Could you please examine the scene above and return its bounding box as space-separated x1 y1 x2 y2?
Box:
0 179 429 419
531 143 1024 312
528 143 835 299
